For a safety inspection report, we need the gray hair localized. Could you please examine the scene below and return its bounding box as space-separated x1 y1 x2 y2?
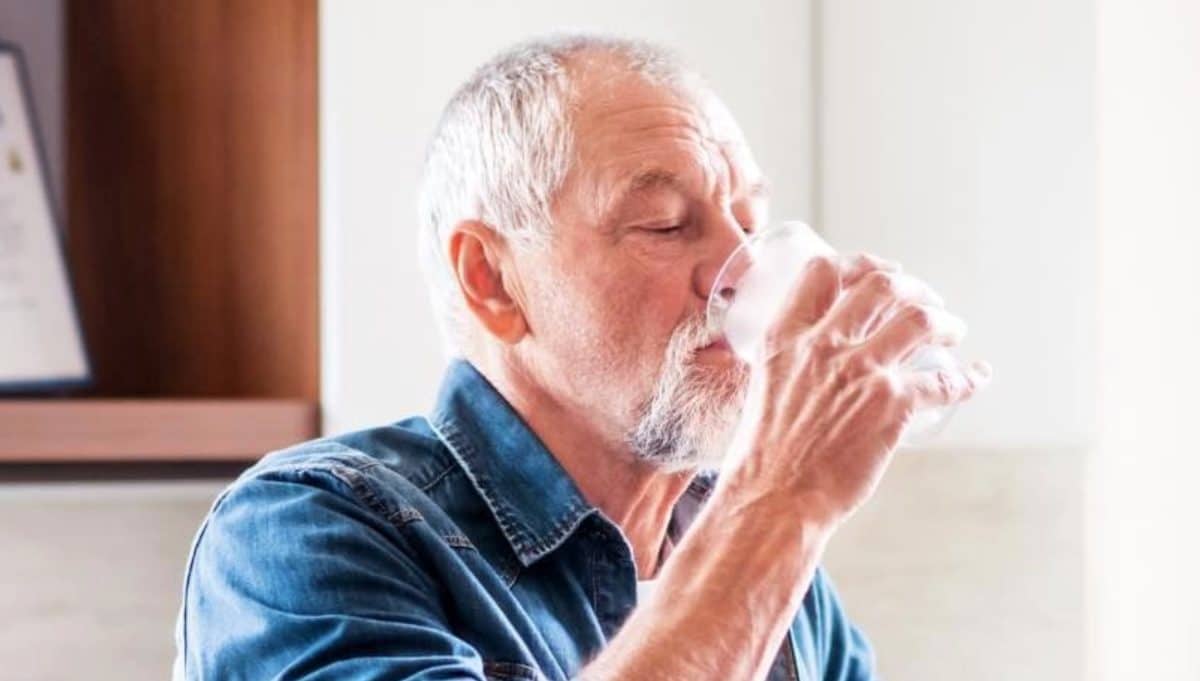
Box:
417 32 697 356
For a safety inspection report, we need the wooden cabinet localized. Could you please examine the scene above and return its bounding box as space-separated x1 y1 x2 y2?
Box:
0 0 320 463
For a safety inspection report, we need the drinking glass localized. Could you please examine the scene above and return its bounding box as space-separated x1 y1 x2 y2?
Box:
705 221 960 445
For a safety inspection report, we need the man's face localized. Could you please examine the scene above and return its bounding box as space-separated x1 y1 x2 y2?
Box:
511 63 769 470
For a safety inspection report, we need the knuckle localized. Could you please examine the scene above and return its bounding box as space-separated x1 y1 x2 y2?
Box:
906 305 934 332
843 350 873 373
864 270 896 296
865 370 904 403
808 254 840 279
842 252 872 273
856 252 894 272
813 253 839 268
807 332 841 360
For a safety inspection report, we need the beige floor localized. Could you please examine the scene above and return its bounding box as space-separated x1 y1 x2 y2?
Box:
0 447 1083 680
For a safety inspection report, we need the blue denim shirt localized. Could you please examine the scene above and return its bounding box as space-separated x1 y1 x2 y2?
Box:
174 359 875 680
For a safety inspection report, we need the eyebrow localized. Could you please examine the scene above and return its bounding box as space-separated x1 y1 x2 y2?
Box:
622 168 771 201
626 168 686 195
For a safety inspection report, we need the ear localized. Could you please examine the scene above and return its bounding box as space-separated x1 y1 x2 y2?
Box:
447 220 529 345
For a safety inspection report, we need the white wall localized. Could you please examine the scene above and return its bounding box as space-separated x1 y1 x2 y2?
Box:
820 0 1200 677
319 0 815 434
816 1 1094 678
818 0 1096 452
1088 0 1200 677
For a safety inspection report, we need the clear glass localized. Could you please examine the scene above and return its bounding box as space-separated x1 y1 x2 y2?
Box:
705 221 958 445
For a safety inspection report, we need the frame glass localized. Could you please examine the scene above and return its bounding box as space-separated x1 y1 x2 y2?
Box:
0 42 90 392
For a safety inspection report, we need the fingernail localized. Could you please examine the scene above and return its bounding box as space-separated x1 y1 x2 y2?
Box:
968 360 993 386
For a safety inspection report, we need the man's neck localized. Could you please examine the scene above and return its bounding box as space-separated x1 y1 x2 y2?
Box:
474 353 695 579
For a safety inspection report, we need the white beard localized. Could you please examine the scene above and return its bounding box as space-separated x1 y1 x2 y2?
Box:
626 315 750 472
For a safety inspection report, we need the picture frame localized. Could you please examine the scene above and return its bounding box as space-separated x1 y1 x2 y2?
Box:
0 41 90 392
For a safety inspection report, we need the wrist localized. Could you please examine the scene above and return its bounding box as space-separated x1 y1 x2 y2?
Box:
712 464 842 542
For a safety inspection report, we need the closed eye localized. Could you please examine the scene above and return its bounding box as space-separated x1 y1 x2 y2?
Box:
636 222 688 236
651 224 684 234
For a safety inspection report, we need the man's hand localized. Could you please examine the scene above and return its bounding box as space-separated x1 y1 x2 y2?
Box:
582 253 990 681
721 253 991 528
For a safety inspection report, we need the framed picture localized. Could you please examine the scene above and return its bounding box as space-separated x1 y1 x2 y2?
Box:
0 42 89 391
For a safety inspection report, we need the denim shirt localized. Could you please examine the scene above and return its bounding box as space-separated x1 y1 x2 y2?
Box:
174 359 875 680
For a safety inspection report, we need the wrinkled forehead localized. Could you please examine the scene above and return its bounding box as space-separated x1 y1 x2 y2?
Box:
564 56 761 201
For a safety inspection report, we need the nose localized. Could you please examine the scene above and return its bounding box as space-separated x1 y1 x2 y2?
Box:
693 215 751 305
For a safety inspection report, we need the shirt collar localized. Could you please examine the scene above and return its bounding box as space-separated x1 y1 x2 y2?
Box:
428 359 597 566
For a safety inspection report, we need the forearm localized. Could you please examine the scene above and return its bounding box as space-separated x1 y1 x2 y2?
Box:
579 481 833 681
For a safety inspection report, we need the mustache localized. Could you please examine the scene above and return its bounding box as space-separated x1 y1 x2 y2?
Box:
670 314 723 355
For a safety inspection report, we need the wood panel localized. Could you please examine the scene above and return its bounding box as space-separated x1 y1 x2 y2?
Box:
65 0 318 399
0 399 317 462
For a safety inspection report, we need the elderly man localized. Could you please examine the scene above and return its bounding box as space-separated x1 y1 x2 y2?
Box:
175 33 987 681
